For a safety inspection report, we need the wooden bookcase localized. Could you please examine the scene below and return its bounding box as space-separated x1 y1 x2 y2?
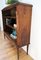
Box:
2 2 33 60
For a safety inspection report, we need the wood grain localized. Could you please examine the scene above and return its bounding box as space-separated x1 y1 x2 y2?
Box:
16 4 32 47
0 32 33 60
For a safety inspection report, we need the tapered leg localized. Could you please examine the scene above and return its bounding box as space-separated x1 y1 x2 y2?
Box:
17 47 19 60
27 44 29 55
4 33 5 39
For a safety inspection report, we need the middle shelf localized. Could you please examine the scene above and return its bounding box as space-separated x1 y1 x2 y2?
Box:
4 16 16 19
6 24 14 29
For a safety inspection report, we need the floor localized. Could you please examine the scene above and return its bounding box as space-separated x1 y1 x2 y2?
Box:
0 32 33 60
0 27 1 31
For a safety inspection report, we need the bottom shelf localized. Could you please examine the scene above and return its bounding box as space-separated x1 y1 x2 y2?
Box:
4 31 17 41
4 24 17 39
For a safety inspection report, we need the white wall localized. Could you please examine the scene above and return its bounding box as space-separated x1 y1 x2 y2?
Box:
0 0 41 60
0 0 7 31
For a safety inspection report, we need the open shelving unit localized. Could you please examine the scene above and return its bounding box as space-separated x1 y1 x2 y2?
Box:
2 2 32 60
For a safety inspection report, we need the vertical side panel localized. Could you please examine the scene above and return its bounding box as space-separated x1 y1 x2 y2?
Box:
16 4 32 47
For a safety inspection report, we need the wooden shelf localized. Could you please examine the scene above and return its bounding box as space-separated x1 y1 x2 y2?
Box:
6 24 14 29
4 31 17 41
4 16 16 19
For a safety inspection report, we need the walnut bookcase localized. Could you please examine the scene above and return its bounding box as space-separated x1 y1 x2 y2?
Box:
2 2 32 60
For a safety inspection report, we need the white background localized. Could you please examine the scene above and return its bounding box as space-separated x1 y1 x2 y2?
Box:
0 0 41 60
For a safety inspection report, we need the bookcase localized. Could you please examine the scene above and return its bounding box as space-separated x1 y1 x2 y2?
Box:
2 2 32 60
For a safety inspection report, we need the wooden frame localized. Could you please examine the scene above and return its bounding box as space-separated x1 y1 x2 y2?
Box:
2 2 32 60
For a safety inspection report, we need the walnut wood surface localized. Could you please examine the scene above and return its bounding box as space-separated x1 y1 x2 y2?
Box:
16 4 32 47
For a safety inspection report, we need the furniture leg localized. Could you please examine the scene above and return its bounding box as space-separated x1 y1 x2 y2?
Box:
17 47 19 60
27 44 29 55
4 33 5 39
